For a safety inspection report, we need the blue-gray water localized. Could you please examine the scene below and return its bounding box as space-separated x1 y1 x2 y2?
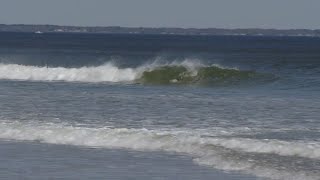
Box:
0 32 319 180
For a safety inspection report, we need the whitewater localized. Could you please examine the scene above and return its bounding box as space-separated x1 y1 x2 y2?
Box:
0 63 139 82
0 60 244 83
0 120 319 180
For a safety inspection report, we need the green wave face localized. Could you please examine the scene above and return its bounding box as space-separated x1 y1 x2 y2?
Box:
137 66 259 85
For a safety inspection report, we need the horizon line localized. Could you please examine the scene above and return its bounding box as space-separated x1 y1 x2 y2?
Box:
1 23 319 31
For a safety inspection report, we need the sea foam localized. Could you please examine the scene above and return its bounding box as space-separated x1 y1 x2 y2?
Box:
0 61 253 84
0 121 318 180
0 63 138 82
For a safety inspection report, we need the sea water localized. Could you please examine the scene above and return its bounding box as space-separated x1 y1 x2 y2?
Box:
0 32 319 180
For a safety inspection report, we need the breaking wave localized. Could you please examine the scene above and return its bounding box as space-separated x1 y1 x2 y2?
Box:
0 63 137 83
0 121 319 180
0 61 274 85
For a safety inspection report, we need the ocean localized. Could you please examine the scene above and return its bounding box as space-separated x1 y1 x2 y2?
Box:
0 32 319 180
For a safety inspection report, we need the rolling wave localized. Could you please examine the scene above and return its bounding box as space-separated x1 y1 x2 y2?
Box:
0 61 274 85
0 121 318 180
138 65 257 85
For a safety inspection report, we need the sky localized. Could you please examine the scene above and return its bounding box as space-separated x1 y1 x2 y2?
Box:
0 0 319 29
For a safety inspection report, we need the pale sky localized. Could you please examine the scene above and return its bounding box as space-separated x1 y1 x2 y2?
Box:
0 0 319 29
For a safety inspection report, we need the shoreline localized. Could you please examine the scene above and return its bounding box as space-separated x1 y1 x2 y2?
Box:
0 140 261 180
1 24 320 37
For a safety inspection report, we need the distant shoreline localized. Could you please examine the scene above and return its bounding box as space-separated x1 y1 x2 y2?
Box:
1 24 320 37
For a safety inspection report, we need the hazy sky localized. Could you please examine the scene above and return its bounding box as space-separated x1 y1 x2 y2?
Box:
0 0 319 29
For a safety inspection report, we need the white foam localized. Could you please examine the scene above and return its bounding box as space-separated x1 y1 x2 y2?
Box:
0 60 206 83
208 138 320 160
0 63 138 82
0 121 319 180
0 122 319 159
196 156 318 180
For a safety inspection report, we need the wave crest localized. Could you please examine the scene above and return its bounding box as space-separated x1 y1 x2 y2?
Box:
0 61 275 86
138 65 257 85
0 63 137 82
